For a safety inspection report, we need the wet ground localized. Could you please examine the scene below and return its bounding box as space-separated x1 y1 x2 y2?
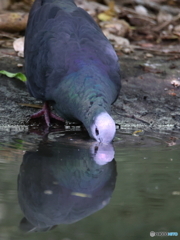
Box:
0 49 180 133
115 52 180 133
0 130 180 240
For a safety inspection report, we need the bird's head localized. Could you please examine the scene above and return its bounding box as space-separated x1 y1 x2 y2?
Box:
89 112 116 143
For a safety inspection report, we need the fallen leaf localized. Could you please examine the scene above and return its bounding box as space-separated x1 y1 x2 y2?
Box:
157 11 173 24
132 130 144 136
75 0 108 17
102 29 130 48
98 1 117 21
0 70 27 82
98 13 112 21
100 19 130 37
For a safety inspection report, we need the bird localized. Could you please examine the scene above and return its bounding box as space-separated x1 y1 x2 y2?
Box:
25 0 121 143
18 140 116 231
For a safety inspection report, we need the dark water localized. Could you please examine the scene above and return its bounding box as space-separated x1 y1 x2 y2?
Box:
0 130 180 240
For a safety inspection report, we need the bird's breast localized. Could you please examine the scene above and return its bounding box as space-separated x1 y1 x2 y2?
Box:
51 66 116 122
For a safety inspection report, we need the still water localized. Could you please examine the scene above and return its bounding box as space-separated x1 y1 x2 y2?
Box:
0 129 180 240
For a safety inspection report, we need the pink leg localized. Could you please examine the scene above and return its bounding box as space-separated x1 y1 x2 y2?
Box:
31 102 64 126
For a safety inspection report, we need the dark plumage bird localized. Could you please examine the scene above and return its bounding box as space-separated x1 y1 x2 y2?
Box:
18 140 116 231
25 0 121 143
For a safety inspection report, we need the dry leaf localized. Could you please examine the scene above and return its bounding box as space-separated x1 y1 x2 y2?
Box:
103 29 130 48
157 11 173 23
98 1 117 21
98 13 112 21
75 0 108 17
132 130 144 136
100 19 130 37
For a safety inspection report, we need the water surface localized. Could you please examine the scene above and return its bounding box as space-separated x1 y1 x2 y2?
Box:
0 130 179 240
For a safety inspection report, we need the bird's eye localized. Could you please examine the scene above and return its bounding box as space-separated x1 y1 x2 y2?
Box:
95 127 99 136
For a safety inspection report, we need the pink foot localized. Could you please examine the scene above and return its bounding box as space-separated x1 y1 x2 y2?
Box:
31 102 64 126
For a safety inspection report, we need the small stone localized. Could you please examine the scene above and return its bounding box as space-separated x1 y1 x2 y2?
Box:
172 191 180 195
171 79 180 87
145 53 153 58
135 5 148 16
17 63 23 68
122 47 133 54
13 37 24 57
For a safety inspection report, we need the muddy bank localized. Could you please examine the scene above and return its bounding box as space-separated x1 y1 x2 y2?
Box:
114 52 180 132
0 51 180 134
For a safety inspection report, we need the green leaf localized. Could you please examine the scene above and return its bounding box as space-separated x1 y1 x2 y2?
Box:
0 70 27 82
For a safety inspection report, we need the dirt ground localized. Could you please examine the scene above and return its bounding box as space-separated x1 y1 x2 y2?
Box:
114 51 180 132
0 0 180 138
0 48 180 135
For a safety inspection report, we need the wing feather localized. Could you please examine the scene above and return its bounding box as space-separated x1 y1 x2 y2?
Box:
25 2 120 101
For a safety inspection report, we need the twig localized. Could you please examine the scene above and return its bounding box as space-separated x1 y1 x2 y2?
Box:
153 13 180 32
115 110 151 125
19 103 42 108
132 45 180 55
122 114 151 125
122 6 156 21
134 0 180 15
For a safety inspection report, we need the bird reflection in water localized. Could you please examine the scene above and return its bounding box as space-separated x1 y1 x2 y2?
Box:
18 138 117 232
